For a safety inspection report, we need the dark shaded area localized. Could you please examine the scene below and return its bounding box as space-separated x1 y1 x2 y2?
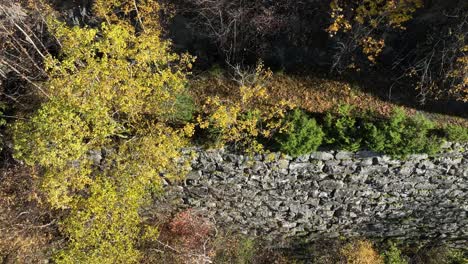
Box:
4 0 467 118
165 0 467 118
33 0 468 118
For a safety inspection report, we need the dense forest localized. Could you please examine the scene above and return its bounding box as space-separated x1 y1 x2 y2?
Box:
0 0 467 263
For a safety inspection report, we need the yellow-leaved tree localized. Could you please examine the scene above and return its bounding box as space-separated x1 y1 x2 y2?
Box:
327 0 423 70
13 0 194 263
196 63 294 153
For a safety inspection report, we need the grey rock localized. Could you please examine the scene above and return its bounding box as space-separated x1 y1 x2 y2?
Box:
295 154 311 162
373 155 392 165
359 158 374 166
88 150 102 165
356 150 380 158
289 162 310 170
310 151 334 161
414 183 437 190
399 166 413 176
165 146 468 246
347 174 368 183
408 153 429 161
207 202 217 208
186 170 202 180
320 180 344 191
324 161 344 174
278 159 290 169
336 151 354 160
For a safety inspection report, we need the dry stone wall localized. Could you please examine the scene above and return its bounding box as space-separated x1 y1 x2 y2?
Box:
162 143 468 247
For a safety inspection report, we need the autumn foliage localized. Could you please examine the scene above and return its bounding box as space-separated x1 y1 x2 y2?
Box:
0 0 466 263
168 209 213 250
11 0 194 262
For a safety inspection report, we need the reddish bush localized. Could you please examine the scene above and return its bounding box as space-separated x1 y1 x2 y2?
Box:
168 209 213 250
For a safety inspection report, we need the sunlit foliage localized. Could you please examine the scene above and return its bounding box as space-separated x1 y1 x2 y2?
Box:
341 240 384 264
447 46 468 102
12 0 194 262
327 0 423 68
197 63 293 153
328 0 423 35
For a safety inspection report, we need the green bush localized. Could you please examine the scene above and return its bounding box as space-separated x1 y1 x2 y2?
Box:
364 108 441 158
412 247 467 264
169 93 195 123
444 249 467 264
323 105 361 151
363 122 386 152
382 243 408 264
213 236 256 264
207 64 224 77
276 108 324 156
444 125 468 142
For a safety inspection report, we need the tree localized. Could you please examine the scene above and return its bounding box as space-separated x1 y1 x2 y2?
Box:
327 0 467 104
13 1 194 262
171 0 328 65
197 63 293 153
327 0 423 72
394 4 467 103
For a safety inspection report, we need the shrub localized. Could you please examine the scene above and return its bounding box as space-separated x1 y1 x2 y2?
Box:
363 122 386 152
411 246 467 264
444 249 467 264
0 166 56 263
276 108 324 156
364 108 441 158
213 236 257 264
404 113 442 155
445 125 468 142
168 209 213 250
141 209 214 264
55 178 142 264
231 238 256 264
323 104 362 151
169 93 195 123
207 64 224 77
341 240 384 264
197 63 293 153
382 243 408 264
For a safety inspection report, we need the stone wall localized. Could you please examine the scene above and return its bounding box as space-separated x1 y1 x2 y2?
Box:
161 144 468 247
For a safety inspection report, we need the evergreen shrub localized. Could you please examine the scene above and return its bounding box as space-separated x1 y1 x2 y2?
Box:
276 108 324 156
364 108 441 158
323 105 362 151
